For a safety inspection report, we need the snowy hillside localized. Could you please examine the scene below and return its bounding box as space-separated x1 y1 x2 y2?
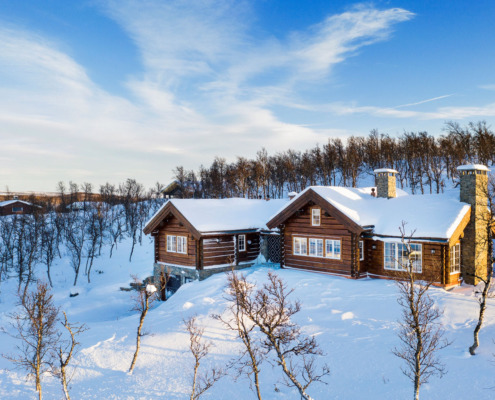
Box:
0 233 494 399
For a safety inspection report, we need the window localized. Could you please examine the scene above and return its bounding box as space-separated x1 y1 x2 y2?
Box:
325 239 341 259
359 240 364 261
293 237 307 255
312 208 321 226
309 238 324 257
167 235 187 254
177 236 187 254
167 235 176 252
384 242 422 272
450 243 460 274
238 235 246 252
12 206 23 213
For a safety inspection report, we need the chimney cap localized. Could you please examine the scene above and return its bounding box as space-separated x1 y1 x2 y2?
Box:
288 191 298 200
457 164 490 172
373 168 398 174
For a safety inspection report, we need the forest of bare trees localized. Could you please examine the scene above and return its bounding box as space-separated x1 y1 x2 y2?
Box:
0 179 165 292
172 121 495 199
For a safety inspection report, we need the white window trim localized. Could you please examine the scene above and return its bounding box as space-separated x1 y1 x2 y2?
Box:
325 239 341 260
308 238 324 257
359 240 364 261
167 235 176 252
311 208 321 226
167 235 187 254
238 235 246 252
177 236 187 254
293 237 307 256
383 242 422 273
450 242 461 274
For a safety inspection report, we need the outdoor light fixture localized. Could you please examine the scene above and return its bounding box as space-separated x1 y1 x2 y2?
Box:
372 245 377 250
431 249 436 254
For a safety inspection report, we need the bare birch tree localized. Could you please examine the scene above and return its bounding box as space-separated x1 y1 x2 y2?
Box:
55 312 87 400
392 225 451 400
128 277 157 373
39 213 58 287
239 272 329 400
3 281 60 400
213 272 264 400
184 316 224 400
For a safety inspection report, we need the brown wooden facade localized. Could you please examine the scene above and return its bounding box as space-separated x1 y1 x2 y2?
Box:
0 200 36 216
267 188 470 288
145 202 262 272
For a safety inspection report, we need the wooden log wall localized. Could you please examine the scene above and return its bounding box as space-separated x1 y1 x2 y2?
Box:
283 204 354 275
203 233 260 267
238 233 260 263
364 238 449 283
203 236 235 267
156 214 196 267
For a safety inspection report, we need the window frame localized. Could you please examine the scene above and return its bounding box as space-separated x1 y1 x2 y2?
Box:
166 235 187 254
450 242 461 274
238 234 246 252
177 236 187 254
293 237 307 256
384 242 422 273
311 208 321 226
166 235 177 252
308 238 324 257
359 240 364 261
325 239 341 260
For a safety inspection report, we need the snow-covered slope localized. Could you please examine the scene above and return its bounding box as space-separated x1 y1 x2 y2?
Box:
0 235 494 399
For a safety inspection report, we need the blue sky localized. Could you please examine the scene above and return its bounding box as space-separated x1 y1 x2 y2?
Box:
1 0 494 191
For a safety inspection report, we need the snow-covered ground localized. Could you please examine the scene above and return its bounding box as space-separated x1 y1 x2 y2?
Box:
0 235 494 399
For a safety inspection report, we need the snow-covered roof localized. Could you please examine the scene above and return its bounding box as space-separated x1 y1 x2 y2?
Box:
270 186 471 239
373 168 398 174
0 199 33 207
146 198 288 234
457 164 490 172
68 201 108 208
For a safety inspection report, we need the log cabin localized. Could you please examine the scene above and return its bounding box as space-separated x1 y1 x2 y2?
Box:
0 199 38 216
266 165 491 288
143 198 287 291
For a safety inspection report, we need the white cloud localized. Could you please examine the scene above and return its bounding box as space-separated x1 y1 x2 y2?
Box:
479 84 495 91
290 6 413 78
327 101 495 120
0 3 423 190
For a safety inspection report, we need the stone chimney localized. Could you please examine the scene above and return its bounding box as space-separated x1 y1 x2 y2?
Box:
288 192 297 200
373 168 398 199
457 164 490 285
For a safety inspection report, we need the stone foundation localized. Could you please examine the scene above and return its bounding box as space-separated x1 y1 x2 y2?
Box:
152 262 255 291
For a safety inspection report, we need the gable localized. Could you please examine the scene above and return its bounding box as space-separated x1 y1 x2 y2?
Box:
143 202 201 239
267 188 363 234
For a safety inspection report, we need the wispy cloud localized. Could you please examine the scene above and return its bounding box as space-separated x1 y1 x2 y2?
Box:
0 2 423 190
327 101 495 120
393 94 453 109
479 84 495 91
